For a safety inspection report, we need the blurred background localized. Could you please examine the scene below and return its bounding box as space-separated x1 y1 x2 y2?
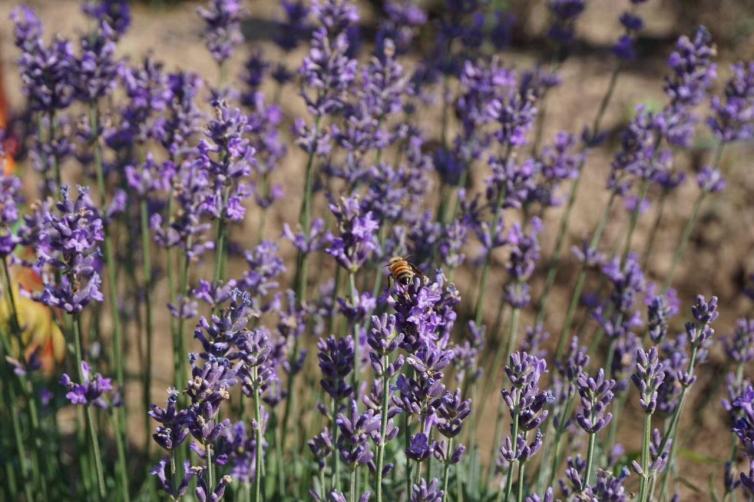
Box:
2 1 754 498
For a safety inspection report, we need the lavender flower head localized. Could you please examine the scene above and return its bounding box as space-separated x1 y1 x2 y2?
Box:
318 335 354 400
725 318 754 364
300 0 359 116
504 217 543 308
499 352 552 464
198 0 243 65
28 186 105 314
631 347 666 414
325 195 379 273
60 361 117 408
664 26 717 108
83 0 131 38
411 478 443 502
708 62 754 142
74 21 120 103
197 100 255 222
576 368 616 433
11 6 75 113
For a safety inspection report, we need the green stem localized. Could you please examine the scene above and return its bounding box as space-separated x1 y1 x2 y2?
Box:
207 441 215 493
583 433 597 489
485 307 521 484
662 141 725 292
638 412 652 502
442 438 454 501
212 185 231 285
89 104 125 393
642 190 668 268
75 317 106 500
349 271 361 398
140 199 154 460
254 383 264 502
556 192 616 358
112 408 131 502
547 396 576 487
332 397 341 491
621 179 650 262
516 459 527 502
535 62 622 326
500 419 520 502
376 355 391 502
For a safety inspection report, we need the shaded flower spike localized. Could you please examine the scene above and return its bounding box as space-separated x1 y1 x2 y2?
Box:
645 285 679 342
198 0 243 64
724 318 754 364
576 368 616 433
318 335 354 399
60 361 116 408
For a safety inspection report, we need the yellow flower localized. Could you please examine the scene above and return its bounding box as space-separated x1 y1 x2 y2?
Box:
1 270 65 376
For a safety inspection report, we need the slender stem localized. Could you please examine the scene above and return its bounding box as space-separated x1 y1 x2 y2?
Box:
556 192 617 358
112 408 131 502
213 185 231 285
332 397 341 491
583 433 597 489
535 62 622 326
547 396 576 487
207 441 215 493
349 271 361 398
638 412 652 502
75 316 106 500
89 104 125 392
254 383 264 502
642 190 668 268
484 307 521 482
501 419 520 502
516 459 526 502
350 467 358 502
376 355 391 502
621 179 650 262
656 347 699 498
405 413 412 496
139 199 154 459
442 438 454 501
662 141 725 292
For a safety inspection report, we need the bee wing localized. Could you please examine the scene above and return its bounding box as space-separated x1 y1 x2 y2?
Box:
408 262 429 283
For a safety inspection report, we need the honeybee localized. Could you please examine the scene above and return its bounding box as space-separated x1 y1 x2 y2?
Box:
387 256 427 286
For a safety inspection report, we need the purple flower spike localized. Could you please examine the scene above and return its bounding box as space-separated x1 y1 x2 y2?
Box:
664 26 717 109
26 186 105 314
325 195 379 273
725 318 754 364
435 390 471 438
631 347 666 414
198 0 243 64
11 7 75 114
696 165 725 193
336 400 379 467
410 478 443 502
576 369 616 433
60 361 116 408
151 458 196 499
708 62 754 143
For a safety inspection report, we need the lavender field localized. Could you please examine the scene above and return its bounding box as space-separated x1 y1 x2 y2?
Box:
1 0 754 500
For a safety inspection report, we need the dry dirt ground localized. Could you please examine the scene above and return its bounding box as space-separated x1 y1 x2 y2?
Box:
1 1 754 499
